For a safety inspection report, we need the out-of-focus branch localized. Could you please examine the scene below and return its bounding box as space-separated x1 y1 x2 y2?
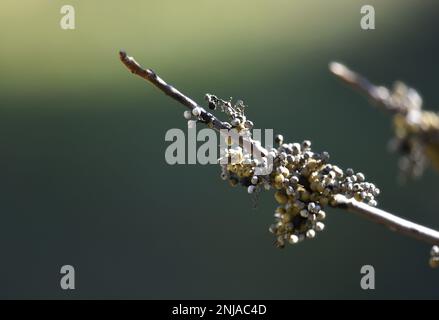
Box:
330 61 439 178
329 62 407 114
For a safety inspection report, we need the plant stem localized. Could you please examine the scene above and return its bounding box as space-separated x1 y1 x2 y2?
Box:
119 50 439 248
119 50 267 159
334 195 439 245
329 62 404 114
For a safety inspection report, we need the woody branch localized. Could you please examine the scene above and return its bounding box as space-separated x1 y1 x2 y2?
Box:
119 50 439 254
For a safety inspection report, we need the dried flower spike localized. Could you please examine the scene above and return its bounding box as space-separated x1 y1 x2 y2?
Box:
330 62 439 179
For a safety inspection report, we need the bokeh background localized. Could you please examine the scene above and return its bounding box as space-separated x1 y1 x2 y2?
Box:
1 0 439 299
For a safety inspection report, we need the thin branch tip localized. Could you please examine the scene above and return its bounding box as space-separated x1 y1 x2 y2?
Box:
329 61 359 86
328 61 344 75
118 51 268 159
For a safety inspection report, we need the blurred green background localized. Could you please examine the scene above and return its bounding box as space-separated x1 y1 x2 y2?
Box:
1 0 439 299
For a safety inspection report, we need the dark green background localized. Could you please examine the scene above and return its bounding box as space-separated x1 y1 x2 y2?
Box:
1 0 438 299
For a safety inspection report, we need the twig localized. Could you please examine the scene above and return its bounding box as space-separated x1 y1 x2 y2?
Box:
334 195 439 245
119 50 267 159
329 62 405 114
119 51 439 259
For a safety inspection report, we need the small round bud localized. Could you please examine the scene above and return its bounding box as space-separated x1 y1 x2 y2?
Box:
291 143 301 155
286 155 295 163
306 229 316 239
274 174 284 185
316 210 326 220
289 234 299 244
300 209 309 218
356 172 365 182
333 166 344 178
290 176 299 185
279 166 289 177
368 199 377 207
303 151 313 159
321 151 330 162
251 175 259 185
275 134 284 145
279 152 287 161
307 202 316 212
247 185 256 194
315 222 325 232
431 245 439 257
183 110 192 120
302 140 311 149
192 107 202 117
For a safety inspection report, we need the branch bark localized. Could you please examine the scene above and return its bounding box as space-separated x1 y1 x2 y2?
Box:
119 50 267 159
120 50 439 249
334 195 439 245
